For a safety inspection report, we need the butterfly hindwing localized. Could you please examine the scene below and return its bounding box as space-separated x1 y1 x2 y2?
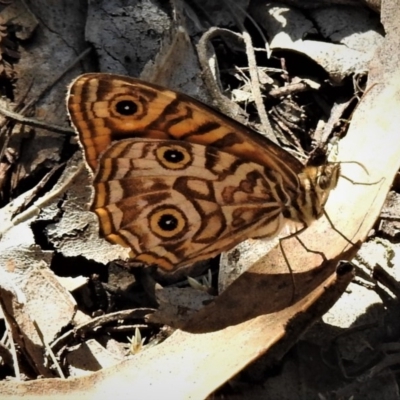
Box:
92 138 285 270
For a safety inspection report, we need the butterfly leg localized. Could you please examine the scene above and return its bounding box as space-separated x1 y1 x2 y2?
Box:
278 237 296 304
277 225 308 304
278 225 328 304
323 210 355 246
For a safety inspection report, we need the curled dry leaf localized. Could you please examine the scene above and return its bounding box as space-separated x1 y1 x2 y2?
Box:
250 3 384 82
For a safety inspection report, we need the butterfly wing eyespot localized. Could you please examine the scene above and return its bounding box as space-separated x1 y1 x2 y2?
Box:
112 97 139 116
67 73 341 271
155 144 193 170
149 206 188 239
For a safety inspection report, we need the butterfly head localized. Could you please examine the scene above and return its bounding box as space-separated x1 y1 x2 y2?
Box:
310 162 340 205
295 150 341 226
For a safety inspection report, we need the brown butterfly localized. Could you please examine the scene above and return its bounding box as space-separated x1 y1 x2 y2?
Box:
67 73 340 271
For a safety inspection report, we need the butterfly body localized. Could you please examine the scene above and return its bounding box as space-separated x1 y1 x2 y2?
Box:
68 73 339 271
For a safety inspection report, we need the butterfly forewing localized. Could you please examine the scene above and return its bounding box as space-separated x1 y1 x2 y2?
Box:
68 73 303 189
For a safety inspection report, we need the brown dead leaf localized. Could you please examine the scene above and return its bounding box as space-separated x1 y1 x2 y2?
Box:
0 263 76 378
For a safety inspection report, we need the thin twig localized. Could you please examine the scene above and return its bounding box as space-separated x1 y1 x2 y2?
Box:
227 5 276 140
197 26 278 144
14 162 66 216
3 319 19 379
0 158 84 239
240 28 276 143
268 82 312 98
0 286 21 379
0 47 90 158
197 27 248 121
373 264 400 299
0 80 35 162
22 47 92 112
0 106 74 135
223 0 271 56
33 319 65 379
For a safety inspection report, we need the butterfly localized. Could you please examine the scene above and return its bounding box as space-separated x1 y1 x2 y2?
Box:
67 73 340 272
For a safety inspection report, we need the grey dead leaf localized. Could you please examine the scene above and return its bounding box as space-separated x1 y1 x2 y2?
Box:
311 6 384 53
219 236 279 292
56 275 88 292
250 3 384 83
66 339 124 377
149 286 215 328
86 0 210 101
0 260 76 378
156 286 214 312
141 26 210 100
72 310 92 326
231 87 253 103
85 1 172 77
0 205 77 370
45 161 130 263
379 191 400 237
183 0 250 34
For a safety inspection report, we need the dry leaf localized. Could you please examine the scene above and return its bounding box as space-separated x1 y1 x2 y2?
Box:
250 3 383 82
